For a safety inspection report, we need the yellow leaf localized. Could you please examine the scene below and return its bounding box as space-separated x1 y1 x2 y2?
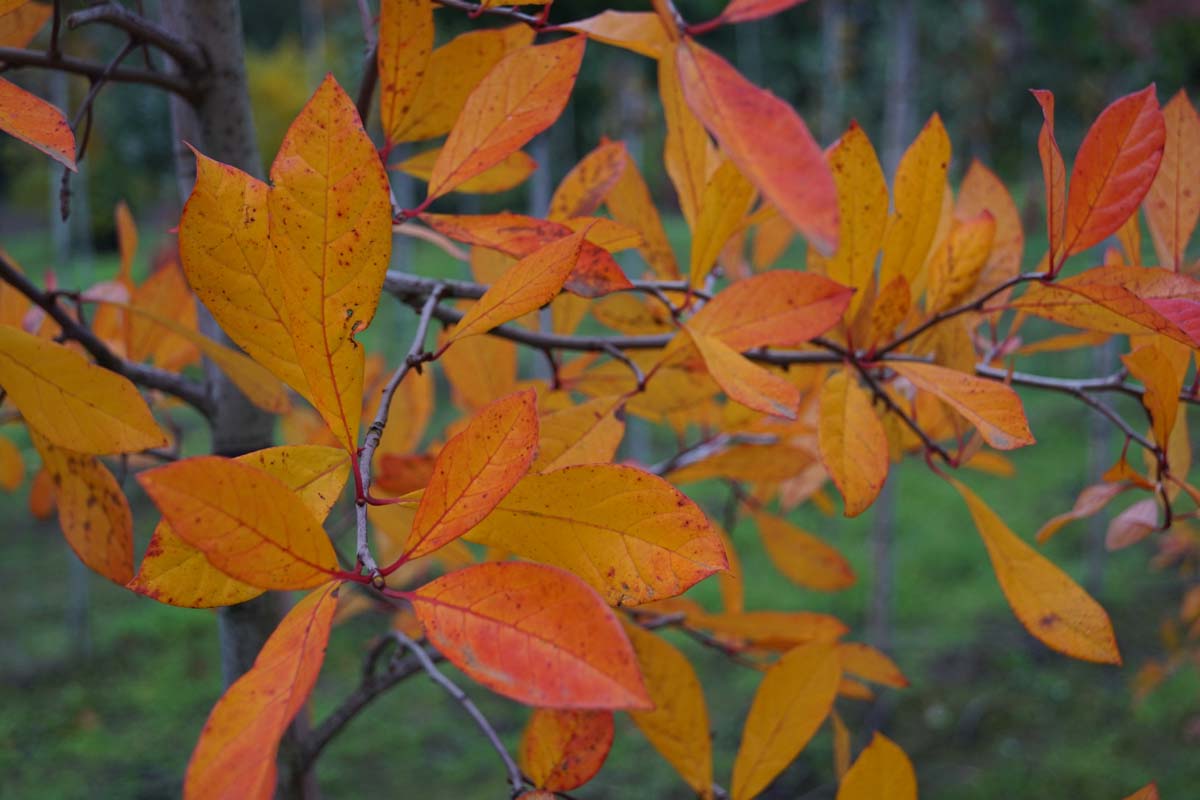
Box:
549 139 627 220
440 326 518 411
128 262 200 370
925 211 996 314
1121 343 1183 447
428 37 585 199
466 464 727 606
394 146 536 194
687 270 853 349
268 75 392 450
690 158 756 287
750 206 795 271
837 642 908 688
606 146 682 279
752 508 855 591
138 456 339 590
667 443 814 485
879 114 950 295
732 643 842 800
129 445 349 608
563 10 670 58
956 160 1025 309
831 710 851 780
0 324 166 455
659 55 709 229
949 477 1121 664
836 732 917 800
822 122 889 319
684 327 800 420
32 431 133 585
890 362 1035 450
623 623 714 798
378 0 433 145
532 396 626 473
0 432 22 490
692 610 848 651
819 369 889 516
376 365 434 456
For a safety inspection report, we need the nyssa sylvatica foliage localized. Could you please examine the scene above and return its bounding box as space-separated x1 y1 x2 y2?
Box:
0 0 1193 798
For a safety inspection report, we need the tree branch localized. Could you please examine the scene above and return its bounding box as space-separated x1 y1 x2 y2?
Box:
66 2 207 75
0 46 196 97
431 0 548 27
0 252 213 417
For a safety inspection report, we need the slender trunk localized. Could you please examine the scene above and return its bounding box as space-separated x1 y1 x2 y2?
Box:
1085 340 1117 593
882 0 917 177
159 3 314 797
818 0 847 143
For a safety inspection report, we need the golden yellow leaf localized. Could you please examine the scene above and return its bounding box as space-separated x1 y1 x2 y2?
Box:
684 327 800 420
879 114 950 295
925 211 996 314
890 362 1035 450
836 732 917 800
837 642 908 688
1121 343 1183 447
378 0 433 145
822 122 888 319
440 327 518 411
690 158 756 287
394 146 535 194
563 10 670 58
752 508 855 591
532 396 626 473
819 369 889 516
659 54 709 229
606 146 682 279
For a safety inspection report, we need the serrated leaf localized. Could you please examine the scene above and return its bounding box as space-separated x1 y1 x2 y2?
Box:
0 77 75 170
466 464 726 606
949 477 1121 664
731 643 842 800
520 709 614 791
138 456 338 590
412 561 652 708
836 732 917 800
819 369 888 517
0 324 167 455
890 362 1035 450
184 582 338 800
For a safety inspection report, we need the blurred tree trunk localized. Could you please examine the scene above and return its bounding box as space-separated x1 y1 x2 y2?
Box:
160 3 315 797
882 0 918 176
818 0 848 143
1086 339 1117 593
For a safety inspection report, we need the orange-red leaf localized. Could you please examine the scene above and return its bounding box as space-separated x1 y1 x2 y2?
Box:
836 732 917 800
138 456 338 590
1031 89 1066 264
1145 91 1200 270
1122 782 1160 800
890 362 1035 450
819 369 889 516
0 76 75 170
427 36 585 199
184 582 338 800
685 327 800 419
405 390 538 559
378 0 433 145
731 643 842 800
950 477 1121 664
520 709 614 791
675 39 837 255
412 561 652 708
715 0 808 25
1062 85 1165 260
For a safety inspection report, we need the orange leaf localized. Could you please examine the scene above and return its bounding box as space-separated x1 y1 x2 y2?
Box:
389 24 535 143
820 122 888 319
693 610 848 651
549 138 627 220
28 465 55 518
376 364 434 455
405 390 538 559
837 642 908 688
375 453 436 496
427 36 585 199
1122 782 1160 800
731 643 842 800
1122 343 1183 447
564 10 670 58
0 432 22 491
1035 482 1128 544
623 623 714 798
605 144 682 280
752 507 855 591
184 582 338 800
378 0 433 145
688 157 756 287
714 0 808 25
950 477 1121 664
520 709 614 791
879 114 950 294
412 561 652 708
1145 91 1200 270
0 324 167 455
268 74 392 450
675 39 837 255
532 395 625 473
1061 85 1165 261
1106 498 1158 551
394 146 536 194
819 369 889 517
0 2 52 48
0 76 75 170
466 464 726 606
32 432 133 585
925 211 996 314
138 456 338 590
129 445 349 608
440 326 518 411
445 230 586 344
890 362 1035 450
688 270 853 350
684 327 800 419
836 732 917 800
1031 89 1066 265
956 160 1025 309
667 443 813 485
659 54 709 229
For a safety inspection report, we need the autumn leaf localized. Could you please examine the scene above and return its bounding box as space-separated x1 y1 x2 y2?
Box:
956 160 1025 308
427 36 585 199
129 445 349 608
693 610 849 651
751 508 855 591
404 390 538 560
1122 782 1160 800
1106 498 1158 551
689 158 756 287
0 433 22 490
675 39 837 255
605 145 682 280
711 0 809 26
1031 89 1066 265
684 327 800 419
548 138 626 220
837 642 908 688
466 464 726 606
532 395 625 473
564 10 670 58
0 76 75 170
31 432 133 585
0 2 52 48
138 456 339 590
440 327 518 410
731 643 842 800
658 54 709 230
836 732 917 800
819 369 889 517
879 113 950 294
395 146 536 194
890 362 1035 450
1035 482 1128 543
411 561 652 708
949 477 1121 664
268 74 392 451
1122 342 1183 447
0 324 167 455
377 0 433 146
1145 91 1200 270
184 582 338 800
925 211 996 314
623 623 714 798
520 709 614 791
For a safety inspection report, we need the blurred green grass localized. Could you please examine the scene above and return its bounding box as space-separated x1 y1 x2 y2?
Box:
1 218 1196 799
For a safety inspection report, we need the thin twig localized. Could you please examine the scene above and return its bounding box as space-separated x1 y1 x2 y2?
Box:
853 359 954 462
392 631 526 798
432 0 548 27
0 46 196 97
66 2 207 74
48 0 62 58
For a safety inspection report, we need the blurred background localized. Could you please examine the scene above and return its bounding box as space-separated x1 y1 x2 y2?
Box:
2 1 1200 798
